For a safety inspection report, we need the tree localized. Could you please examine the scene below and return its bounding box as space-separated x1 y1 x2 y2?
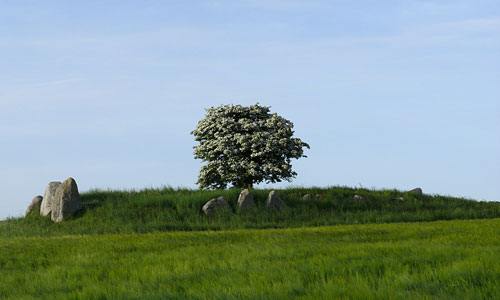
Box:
191 103 310 189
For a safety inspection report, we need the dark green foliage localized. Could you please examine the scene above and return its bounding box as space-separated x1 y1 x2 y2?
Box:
1 219 499 299
1 186 499 237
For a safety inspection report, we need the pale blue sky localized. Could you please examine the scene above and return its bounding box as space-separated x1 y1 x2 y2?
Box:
1 0 499 220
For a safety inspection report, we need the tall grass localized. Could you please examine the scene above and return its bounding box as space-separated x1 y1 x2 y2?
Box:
1 218 499 299
1 186 499 237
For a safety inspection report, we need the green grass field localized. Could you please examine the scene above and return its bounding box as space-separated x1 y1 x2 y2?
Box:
1 219 499 299
1 187 499 299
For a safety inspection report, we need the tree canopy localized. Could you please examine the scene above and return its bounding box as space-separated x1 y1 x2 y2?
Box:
191 103 310 189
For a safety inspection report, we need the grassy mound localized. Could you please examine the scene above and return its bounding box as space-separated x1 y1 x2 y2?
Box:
1 219 499 299
2 187 499 237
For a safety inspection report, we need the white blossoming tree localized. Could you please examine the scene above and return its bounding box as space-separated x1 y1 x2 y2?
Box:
191 103 310 189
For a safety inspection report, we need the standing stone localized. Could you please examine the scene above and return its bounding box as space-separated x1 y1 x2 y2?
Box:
238 189 255 209
408 188 423 195
25 195 43 217
266 190 285 210
302 194 312 200
353 194 364 201
40 181 61 216
51 178 82 223
202 196 228 216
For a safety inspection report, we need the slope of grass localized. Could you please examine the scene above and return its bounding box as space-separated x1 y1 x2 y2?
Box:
1 218 499 299
1 186 499 237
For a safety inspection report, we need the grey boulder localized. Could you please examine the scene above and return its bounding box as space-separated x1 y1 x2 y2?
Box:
238 189 255 209
302 194 312 200
51 178 82 223
202 196 228 216
392 197 405 204
408 188 423 195
353 194 365 201
266 190 285 210
40 181 61 216
25 195 43 217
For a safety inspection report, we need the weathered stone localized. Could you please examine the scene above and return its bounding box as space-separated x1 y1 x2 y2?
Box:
202 196 228 216
315 194 324 200
353 194 364 201
302 194 312 200
51 178 82 223
40 181 61 216
238 189 255 209
25 195 43 217
408 188 423 195
266 190 285 210
392 197 405 204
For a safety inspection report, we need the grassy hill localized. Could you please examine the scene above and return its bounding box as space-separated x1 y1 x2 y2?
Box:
1 186 499 237
1 186 499 299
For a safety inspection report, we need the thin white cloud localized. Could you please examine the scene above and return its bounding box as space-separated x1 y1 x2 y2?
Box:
0 26 221 49
0 78 84 100
262 16 500 57
434 17 500 32
34 78 84 87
